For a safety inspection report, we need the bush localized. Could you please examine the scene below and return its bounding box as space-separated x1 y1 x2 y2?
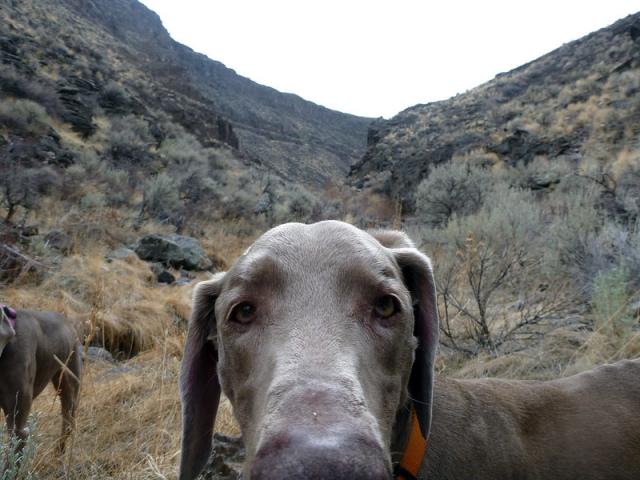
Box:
0 163 60 222
140 173 182 224
158 132 207 169
591 266 635 337
99 81 131 113
549 177 640 297
80 192 107 210
0 66 63 117
103 168 131 207
220 189 256 220
0 98 52 137
415 161 492 227
108 115 153 164
0 417 39 480
272 184 322 224
426 185 566 352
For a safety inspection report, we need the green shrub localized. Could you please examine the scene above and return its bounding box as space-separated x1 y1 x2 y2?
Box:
108 115 153 164
0 163 60 222
426 185 565 351
103 168 131 207
80 192 106 210
591 266 634 337
220 189 256 220
0 417 39 480
0 98 52 136
99 81 130 113
158 132 206 169
75 151 107 177
140 173 182 224
0 66 63 117
415 162 491 227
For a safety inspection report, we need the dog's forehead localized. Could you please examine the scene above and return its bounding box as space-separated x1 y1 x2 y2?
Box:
230 221 396 286
245 221 383 258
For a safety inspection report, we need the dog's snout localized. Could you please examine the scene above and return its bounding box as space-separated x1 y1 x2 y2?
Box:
251 428 391 480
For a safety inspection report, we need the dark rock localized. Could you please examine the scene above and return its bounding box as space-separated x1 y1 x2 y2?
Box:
217 118 239 150
44 229 72 254
486 129 578 167
20 225 39 237
57 76 100 137
150 262 176 284
156 269 175 284
201 434 244 480
525 175 561 191
134 234 212 271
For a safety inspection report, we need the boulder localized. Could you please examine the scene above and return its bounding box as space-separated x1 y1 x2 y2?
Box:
106 247 137 262
134 234 212 271
87 346 115 363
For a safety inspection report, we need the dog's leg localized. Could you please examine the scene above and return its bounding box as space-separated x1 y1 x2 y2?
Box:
53 348 82 453
4 388 33 453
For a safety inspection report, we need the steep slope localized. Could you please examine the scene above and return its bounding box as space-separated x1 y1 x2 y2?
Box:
349 13 640 208
1 0 370 185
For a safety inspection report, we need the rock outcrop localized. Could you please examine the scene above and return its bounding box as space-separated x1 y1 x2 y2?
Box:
350 12 640 209
133 234 213 271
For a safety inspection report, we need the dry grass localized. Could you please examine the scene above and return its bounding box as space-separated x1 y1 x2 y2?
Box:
2 212 638 479
3 251 198 357
1 219 252 479
30 346 239 479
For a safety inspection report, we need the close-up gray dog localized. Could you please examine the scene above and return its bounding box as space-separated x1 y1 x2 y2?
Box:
179 220 640 480
0 307 82 452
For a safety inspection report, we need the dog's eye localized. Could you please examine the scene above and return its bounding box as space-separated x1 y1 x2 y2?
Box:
230 302 257 324
373 295 399 319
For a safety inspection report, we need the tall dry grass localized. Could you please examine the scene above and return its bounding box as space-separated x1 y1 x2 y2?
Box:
1 211 638 478
30 345 239 479
1 219 256 479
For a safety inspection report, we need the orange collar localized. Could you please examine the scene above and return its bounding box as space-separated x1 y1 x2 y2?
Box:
394 407 428 480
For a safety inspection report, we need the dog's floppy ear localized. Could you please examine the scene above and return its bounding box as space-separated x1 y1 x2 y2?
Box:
0 306 16 357
372 230 439 438
179 273 225 480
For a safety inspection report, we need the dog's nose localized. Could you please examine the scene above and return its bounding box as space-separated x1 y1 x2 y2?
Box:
250 428 391 480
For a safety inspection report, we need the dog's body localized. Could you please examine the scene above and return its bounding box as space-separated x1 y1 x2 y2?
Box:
0 308 82 451
427 362 640 479
178 221 640 479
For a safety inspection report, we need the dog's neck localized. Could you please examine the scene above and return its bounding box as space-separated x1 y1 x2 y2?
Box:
391 402 414 467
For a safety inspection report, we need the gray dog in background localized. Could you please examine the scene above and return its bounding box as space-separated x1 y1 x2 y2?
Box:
179 221 640 480
0 306 82 452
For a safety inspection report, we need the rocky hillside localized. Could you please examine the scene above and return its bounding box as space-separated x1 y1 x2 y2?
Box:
0 0 370 185
350 12 640 208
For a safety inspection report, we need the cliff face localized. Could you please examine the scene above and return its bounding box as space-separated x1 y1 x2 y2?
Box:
349 13 640 208
1 0 370 185
64 0 372 184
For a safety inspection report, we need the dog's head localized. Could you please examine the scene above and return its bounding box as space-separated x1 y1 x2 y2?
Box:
179 221 438 479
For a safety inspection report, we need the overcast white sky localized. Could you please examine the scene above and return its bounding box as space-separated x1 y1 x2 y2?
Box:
139 1 639 118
